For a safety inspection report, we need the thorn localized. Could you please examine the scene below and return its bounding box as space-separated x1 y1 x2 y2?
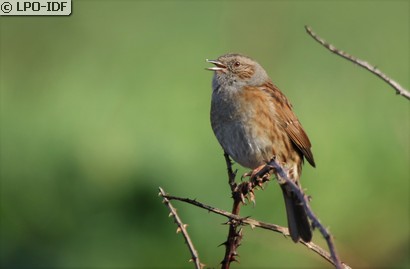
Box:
234 228 244 239
168 212 173 217
218 241 228 247
249 190 255 205
240 193 246 204
250 197 256 207
176 227 182 234
230 256 239 263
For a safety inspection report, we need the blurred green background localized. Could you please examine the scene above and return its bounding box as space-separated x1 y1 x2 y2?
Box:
1 1 409 268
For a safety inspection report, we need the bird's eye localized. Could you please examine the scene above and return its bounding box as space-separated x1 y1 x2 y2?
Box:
234 61 241 67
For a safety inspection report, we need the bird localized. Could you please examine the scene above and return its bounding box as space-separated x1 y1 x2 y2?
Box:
206 53 315 243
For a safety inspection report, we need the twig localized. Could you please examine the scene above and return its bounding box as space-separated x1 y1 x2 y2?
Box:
162 193 351 269
221 153 275 268
266 158 343 269
222 153 242 268
158 187 204 269
160 155 346 268
305 25 410 101
224 152 236 189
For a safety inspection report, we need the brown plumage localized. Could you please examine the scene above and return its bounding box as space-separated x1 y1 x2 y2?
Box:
207 53 315 242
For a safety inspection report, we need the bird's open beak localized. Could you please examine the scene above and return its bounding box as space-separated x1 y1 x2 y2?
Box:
206 59 226 71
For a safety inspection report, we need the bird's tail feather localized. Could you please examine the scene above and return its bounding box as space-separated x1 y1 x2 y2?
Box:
281 184 312 243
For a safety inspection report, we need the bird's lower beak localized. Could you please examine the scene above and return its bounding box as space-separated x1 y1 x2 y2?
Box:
206 59 226 71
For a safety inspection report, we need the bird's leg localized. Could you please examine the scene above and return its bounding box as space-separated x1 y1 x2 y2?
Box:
251 164 266 179
241 164 268 188
242 162 273 179
236 163 271 206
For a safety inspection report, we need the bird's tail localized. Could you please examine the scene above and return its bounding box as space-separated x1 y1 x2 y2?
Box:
281 184 312 243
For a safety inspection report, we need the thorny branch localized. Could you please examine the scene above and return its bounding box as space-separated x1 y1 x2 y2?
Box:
221 153 344 269
160 152 348 268
161 190 351 269
221 153 242 268
158 187 204 269
224 152 237 188
305 25 410 101
221 153 274 268
266 158 344 269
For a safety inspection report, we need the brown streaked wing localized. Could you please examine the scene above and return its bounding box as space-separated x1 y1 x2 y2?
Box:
262 81 316 167
283 116 315 167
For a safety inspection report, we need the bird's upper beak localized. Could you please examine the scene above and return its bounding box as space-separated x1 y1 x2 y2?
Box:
206 59 226 71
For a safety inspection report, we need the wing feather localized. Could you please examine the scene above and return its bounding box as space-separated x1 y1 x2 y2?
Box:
263 82 316 167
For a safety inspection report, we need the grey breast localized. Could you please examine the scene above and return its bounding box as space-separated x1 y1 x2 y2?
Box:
210 84 263 169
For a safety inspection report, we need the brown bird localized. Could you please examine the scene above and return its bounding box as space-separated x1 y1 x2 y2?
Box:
207 53 315 243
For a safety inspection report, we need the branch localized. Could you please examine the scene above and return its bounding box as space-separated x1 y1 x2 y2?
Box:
221 153 274 268
224 152 237 189
266 158 343 269
305 25 410 101
158 187 204 269
162 192 351 269
221 153 242 268
160 154 347 268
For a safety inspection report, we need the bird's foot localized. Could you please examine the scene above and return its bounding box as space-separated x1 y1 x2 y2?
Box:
242 164 272 187
241 164 265 179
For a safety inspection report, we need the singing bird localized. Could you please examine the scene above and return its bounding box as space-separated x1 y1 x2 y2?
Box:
207 53 315 242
